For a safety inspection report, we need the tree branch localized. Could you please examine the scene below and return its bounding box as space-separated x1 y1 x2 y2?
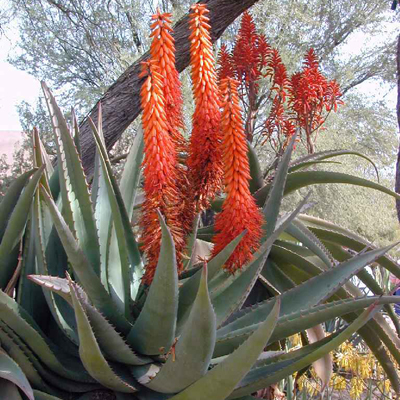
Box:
78 0 260 176
395 35 400 222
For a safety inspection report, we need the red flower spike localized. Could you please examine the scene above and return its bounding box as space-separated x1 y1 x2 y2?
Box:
187 4 224 211
139 60 185 285
217 44 234 82
232 12 271 94
212 78 264 273
288 49 343 153
149 9 192 235
150 9 186 153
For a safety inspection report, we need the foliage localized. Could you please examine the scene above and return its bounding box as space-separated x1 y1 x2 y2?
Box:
1 5 400 400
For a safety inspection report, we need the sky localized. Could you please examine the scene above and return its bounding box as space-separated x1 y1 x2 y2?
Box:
0 30 41 132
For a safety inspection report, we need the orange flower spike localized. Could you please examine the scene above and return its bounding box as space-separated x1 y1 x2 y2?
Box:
139 60 185 285
212 78 264 273
149 9 185 151
188 4 223 210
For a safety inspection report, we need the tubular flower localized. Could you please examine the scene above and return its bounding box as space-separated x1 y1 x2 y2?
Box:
217 44 234 82
288 49 343 153
211 78 264 273
139 60 185 285
187 3 223 211
150 10 186 152
149 9 191 235
232 12 271 92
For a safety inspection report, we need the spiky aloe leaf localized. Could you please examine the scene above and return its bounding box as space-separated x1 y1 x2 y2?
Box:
298 214 400 279
68 277 138 393
0 289 93 382
128 212 178 355
42 82 101 276
33 183 79 344
32 128 53 190
35 277 151 366
0 379 24 400
218 243 396 338
91 105 112 290
285 219 334 268
177 230 246 332
40 185 132 335
254 170 400 206
183 213 201 270
214 295 400 357
33 390 64 400
288 149 379 177
0 322 55 395
169 300 280 400
0 320 100 393
119 126 144 221
262 134 296 237
16 204 49 329
0 166 44 289
89 117 144 315
229 305 378 398
247 142 263 193
0 169 36 241
144 265 216 393
210 193 311 328
0 348 34 400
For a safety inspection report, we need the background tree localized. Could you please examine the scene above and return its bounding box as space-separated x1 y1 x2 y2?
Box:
1 0 399 246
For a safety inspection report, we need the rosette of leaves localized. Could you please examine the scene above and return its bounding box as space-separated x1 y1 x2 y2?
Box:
1 84 400 400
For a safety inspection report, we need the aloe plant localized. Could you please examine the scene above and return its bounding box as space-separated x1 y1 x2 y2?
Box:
0 82 399 400
2 5 400 399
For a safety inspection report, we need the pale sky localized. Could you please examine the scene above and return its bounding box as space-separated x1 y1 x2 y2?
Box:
0 30 41 132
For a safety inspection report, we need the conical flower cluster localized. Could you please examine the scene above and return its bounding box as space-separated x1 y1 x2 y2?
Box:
149 9 192 235
150 10 186 152
212 78 264 272
187 4 223 211
139 60 185 285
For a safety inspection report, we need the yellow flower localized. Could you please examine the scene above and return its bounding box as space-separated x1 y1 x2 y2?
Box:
350 377 364 399
377 379 391 394
290 333 302 347
329 374 347 391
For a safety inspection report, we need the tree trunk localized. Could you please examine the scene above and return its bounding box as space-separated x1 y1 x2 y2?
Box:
78 0 260 176
395 35 400 221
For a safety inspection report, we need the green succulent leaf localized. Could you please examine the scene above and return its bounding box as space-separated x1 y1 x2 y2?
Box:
183 213 201 270
218 243 396 338
211 192 312 328
247 141 263 193
33 187 80 344
0 166 44 289
254 171 400 206
40 185 132 335
0 348 34 400
262 134 296 237
284 219 334 268
169 299 280 400
229 305 378 398
145 265 216 393
214 295 400 357
33 390 64 400
42 82 101 275
0 289 94 382
128 212 178 356
0 169 36 242
177 231 246 331
89 116 144 315
288 149 379 178
68 277 138 393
